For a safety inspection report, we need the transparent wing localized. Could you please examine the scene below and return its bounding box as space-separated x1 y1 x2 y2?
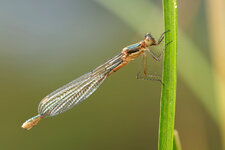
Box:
38 53 122 117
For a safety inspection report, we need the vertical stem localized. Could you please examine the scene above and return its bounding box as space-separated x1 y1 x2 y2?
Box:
158 0 178 149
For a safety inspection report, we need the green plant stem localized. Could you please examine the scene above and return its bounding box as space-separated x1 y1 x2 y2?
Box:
158 0 177 149
173 130 182 150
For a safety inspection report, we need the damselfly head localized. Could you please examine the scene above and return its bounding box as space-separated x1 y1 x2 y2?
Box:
144 33 155 46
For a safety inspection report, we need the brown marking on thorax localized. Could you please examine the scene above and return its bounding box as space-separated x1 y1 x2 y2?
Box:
107 41 147 76
122 41 146 62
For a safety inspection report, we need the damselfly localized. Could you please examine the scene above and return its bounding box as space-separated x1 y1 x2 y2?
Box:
22 32 167 130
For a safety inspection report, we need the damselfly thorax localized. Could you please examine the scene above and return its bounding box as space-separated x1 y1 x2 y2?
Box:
22 32 168 130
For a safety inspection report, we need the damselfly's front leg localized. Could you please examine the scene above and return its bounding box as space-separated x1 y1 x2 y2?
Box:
149 31 172 61
152 31 166 46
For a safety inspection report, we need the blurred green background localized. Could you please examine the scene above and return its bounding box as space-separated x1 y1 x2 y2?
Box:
0 0 224 150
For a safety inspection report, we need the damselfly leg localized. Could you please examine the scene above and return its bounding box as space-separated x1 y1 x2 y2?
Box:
136 54 162 84
136 31 171 84
148 31 171 61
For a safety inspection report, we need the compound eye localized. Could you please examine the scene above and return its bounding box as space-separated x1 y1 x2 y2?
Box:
145 33 151 38
145 33 153 41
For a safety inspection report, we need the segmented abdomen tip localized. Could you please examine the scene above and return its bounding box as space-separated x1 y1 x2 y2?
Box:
21 114 43 130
